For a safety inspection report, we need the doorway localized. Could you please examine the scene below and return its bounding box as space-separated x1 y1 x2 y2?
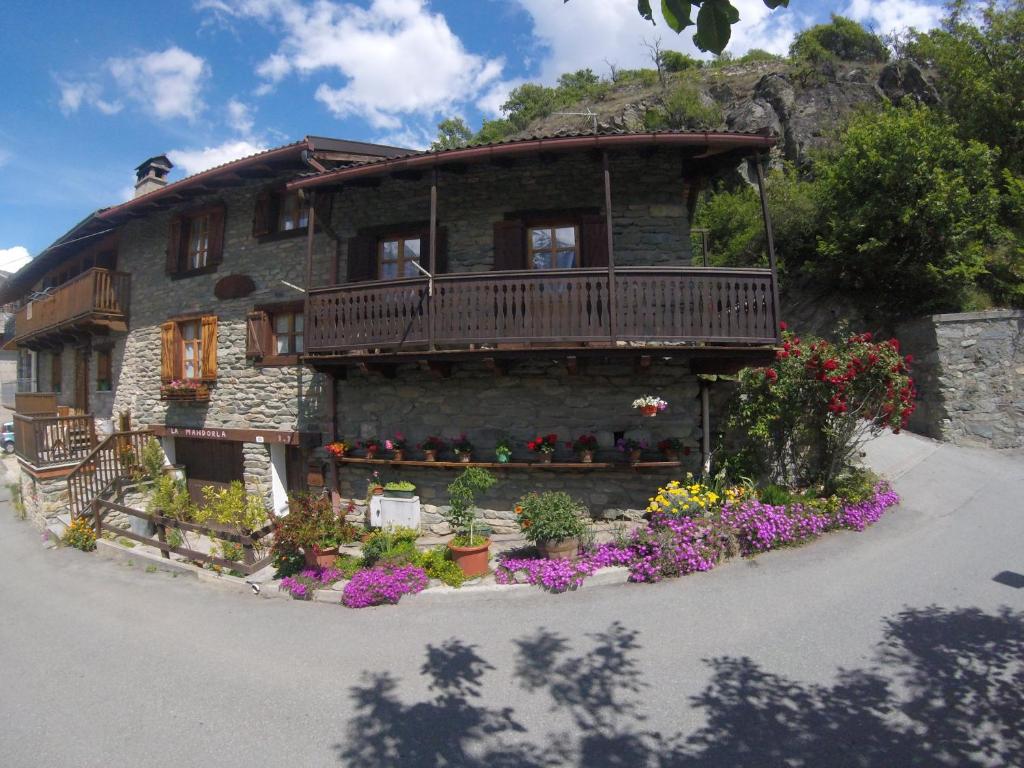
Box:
174 438 244 505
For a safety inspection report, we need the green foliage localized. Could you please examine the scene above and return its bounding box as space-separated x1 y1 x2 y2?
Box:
615 68 660 87
814 105 1001 320
644 73 721 129
445 467 497 536
273 493 359 555
735 48 783 64
515 491 588 544
431 117 473 151
790 14 888 63
63 516 96 552
556 68 609 102
384 481 416 492
361 526 420 567
758 484 797 506
194 481 269 534
659 50 700 72
475 118 514 145
501 83 562 132
139 437 165 481
830 467 882 504
335 554 363 579
166 527 184 550
147 475 194 521
418 546 466 588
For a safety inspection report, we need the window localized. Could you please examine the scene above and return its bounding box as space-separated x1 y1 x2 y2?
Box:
528 225 578 270
161 316 218 382
51 353 62 394
167 204 226 277
277 191 309 232
273 311 304 355
96 349 112 392
379 236 421 280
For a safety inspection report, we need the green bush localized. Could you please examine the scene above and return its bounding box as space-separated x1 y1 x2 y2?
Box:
445 467 497 543
758 484 797 506
361 526 419 567
790 15 889 63
335 554 363 579
644 75 721 130
195 481 269 535
139 437 166 481
515 491 588 543
63 516 97 552
615 68 660 87
659 50 700 72
147 475 194 521
418 547 465 588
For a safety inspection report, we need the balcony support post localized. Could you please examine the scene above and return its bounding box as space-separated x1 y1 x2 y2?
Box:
304 190 317 293
428 167 438 351
754 155 782 341
700 378 712 476
602 150 616 344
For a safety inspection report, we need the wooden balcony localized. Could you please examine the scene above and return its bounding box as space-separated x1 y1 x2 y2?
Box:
305 266 779 363
12 268 130 346
14 412 97 468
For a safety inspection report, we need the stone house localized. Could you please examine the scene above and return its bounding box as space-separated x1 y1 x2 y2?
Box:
0 130 782 530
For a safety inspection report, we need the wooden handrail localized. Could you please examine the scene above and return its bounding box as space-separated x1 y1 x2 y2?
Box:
67 429 152 518
13 412 97 467
13 268 131 342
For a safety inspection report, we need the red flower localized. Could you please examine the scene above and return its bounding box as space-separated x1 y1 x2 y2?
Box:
904 354 914 365
779 321 788 331
765 368 778 383
823 359 838 371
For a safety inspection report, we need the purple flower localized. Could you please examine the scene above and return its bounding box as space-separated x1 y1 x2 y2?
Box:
342 565 428 608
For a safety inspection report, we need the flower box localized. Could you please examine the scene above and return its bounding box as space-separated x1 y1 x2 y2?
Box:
160 383 210 402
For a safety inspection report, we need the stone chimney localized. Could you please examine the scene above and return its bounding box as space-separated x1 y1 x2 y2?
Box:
133 155 173 198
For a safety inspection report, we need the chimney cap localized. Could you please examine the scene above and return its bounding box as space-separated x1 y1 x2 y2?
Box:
134 155 173 180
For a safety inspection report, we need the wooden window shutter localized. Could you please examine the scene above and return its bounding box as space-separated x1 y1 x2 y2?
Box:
420 226 448 274
245 310 271 359
346 235 377 282
160 321 180 382
493 220 525 271
200 315 218 381
166 215 184 275
252 190 276 238
207 203 227 266
580 213 609 268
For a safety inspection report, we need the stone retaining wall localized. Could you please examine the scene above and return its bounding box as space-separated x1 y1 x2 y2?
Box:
898 309 1023 448
19 470 70 528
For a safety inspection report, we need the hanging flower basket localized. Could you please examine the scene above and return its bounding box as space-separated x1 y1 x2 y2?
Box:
633 396 667 417
160 381 210 402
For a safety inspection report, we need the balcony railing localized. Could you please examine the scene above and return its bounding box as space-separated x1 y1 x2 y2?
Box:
13 268 131 343
13 412 97 467
306 266 779 356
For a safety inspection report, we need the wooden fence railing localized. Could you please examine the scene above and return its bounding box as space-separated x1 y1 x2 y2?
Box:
92 498 275 576
13 268 131 341
67 430 152 518
13 412 97 467
306 266 778 354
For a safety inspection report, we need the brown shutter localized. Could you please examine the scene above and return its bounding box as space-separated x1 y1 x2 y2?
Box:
166 215 183 275
493 220 525 271
580 213 609 268
160 321 179 382
200 315 218 381
420 226 448 274
245 310 271 359
207 203 227 266
252 190 275 238
346 235 377 282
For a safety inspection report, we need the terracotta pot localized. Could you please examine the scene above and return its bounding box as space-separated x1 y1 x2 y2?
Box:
579 450 594 464
629 448 642 463
372 485 384 496
303 546 339 569
449 538 491 578
536 537 580 560
458 452 472 463
366 447 379 459
538 452 553 464
392 449 405 462
424 449 438 462
661 450 679 462
641 405 658 417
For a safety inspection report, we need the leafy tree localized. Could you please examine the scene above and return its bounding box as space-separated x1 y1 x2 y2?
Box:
659 49 700 72
475 118 514 145
431 117 473 151
501 83 562 132
565 0 791 54
790 14 889 63
906 0 1024 174
814 105 1001 320
643 72 722 130
556 68 608 102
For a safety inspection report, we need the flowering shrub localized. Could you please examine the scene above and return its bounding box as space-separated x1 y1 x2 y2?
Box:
571 434 598 452
727 326 916 492
616 437 648 453
162 379 201 392
527 434 558 454
385 433 408 451
514 491 588 543
63 516 97 552
451 433 474 454
342 564 428 608
632 395 668 412
279 567 343 600
325 440 349 457
656 437 690 455
646 475 721 517
419 435 446 453
359 437 382 453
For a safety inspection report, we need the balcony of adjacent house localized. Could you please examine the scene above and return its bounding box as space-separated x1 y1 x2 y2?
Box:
11 267 130 348
10 392 96 469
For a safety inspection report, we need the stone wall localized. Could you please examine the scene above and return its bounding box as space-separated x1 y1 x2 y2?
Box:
19 470 69 528
333 358 729 524
898 309 1023 448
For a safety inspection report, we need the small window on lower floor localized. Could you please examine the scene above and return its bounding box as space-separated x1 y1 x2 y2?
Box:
528 225 578 270
273 311 304 355
96 349 112 392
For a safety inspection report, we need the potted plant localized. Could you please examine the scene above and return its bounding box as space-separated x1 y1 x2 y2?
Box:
367 470 384 496
419 435 445 462
632 395 668 417
159 379 210 402
515 491 588 560
494 438 513 464
571 433 598 463
444 467 497 577
616 437 647 464
385 433 408 461
657 437 687 461
384 480 416 499
325 440 349 458
273 493 359 569
452 433 474 463
527 433 558 463
360 436 382 459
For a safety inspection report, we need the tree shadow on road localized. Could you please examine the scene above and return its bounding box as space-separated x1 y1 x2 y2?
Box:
334 606 1023 767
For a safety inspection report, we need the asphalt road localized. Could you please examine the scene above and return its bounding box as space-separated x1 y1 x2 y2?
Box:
0 433 1022 767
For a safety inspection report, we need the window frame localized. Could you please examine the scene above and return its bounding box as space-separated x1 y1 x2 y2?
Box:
377 234 423 281
179 318 203 380
252 301 305 367
168 202 225 279
525 223 580 271
276 190 310 234
185 212 211 271
95 348 113 392
272 310 304 356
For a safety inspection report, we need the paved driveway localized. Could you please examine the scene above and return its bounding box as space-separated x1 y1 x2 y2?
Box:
0 434 1021 767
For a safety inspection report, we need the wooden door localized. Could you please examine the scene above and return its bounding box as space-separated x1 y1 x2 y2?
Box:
74 349 89 414
174 438 244 505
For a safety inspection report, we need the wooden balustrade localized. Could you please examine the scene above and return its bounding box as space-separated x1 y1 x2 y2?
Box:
13 268 131 342
306 266 778 355
13 413 97 467
67 430 152 518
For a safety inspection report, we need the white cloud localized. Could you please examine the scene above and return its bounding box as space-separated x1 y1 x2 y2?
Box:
476 79 526 118
0 246 32 273
107 47 208 121
167 139 269 176
201 0 505 128
226 97 255 136
844 0 944 33
57 79 123 116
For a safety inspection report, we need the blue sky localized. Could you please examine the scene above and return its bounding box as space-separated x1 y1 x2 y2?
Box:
0 0 947 268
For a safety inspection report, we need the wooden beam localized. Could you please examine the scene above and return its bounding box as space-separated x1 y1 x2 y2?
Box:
418 360 451 378
603 150 617 344
356 362 397 379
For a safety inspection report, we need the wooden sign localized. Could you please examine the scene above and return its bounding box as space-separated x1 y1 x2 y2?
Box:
149 424 302 445
214 274 256 300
